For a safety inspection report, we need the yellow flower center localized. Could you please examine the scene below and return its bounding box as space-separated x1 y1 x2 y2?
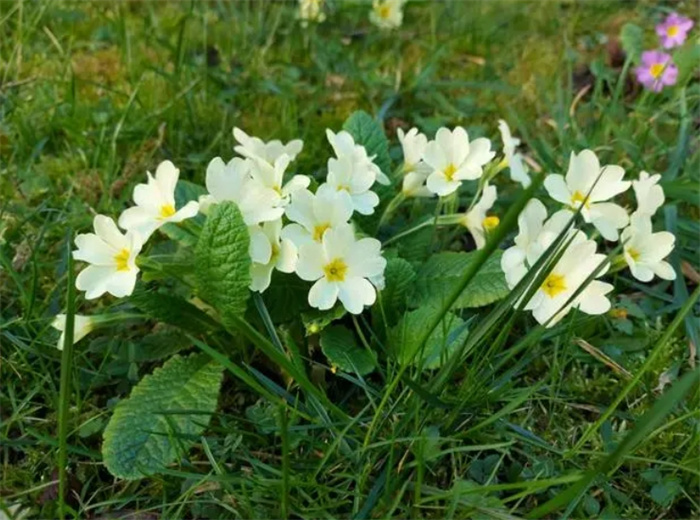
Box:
273 185 283 196
482 215 500 231
443 163 457 181
649 63 664 79
627 247 641 262
312 223 331 242
159 204 176 219
667 25 679 37
323 258 348 282
270 243 280 262
114 248 131 272
541 273 567 298
337 184 350 193
378 4 391 18
570 190 591 209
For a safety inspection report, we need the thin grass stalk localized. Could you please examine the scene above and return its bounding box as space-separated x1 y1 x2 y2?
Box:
569 283 700 454
57 232 76 519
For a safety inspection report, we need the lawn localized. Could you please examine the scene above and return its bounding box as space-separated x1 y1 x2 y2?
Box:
1 1 699 518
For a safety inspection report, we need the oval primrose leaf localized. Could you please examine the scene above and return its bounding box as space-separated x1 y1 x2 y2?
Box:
390 307 469 370
195 201 251 326
102 353 224 480
320 325 376 376
412 251 509 310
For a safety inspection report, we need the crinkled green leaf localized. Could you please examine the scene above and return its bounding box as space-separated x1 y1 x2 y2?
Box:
390 307 469 370
195 202 251 325
129 288 219 334
378 257 416 324
412 251 508 309
320 325 375 376
102 354 224 480
342 110 392 179
620 23 643 62
262 272 311 323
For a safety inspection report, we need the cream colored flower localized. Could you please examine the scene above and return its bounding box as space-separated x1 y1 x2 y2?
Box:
233 127 303 165
118 160 200 241
52 314 95 350
460 184 498 249
296 225 386 314
632 171 664 218
498 119 531 187
326 129 390 185
200 157 284 225
73 216 143 299
248 154 310 206
544 150 630 240
298 0 326 24
501 199 612 326
249 220 298 293
621 215 676 282
326 156 380 215
424 127 495 196
282 184 354 247
398 127 433 198
369 0 404 30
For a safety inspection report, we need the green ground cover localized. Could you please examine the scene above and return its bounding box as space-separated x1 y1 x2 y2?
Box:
1 1 698 518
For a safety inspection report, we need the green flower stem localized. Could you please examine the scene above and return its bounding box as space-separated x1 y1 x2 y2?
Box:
58 234 76 519
381 214 464 247
378 192 406 228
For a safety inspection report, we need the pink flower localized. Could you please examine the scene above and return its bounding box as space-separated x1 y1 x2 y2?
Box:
635 51 678 92
655 12 694 48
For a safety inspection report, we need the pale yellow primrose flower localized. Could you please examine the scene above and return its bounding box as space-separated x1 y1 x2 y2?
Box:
199 156 284 224
232 127 303 165
52 314 95 350
424 127 495 197
118 160 200 241
460 184 498 250
398 127 433 198
248 154 310 207
326 129 390 185
369 0 404 30
501 199 612 327
621 215 676 283
282 184 354 248
544 150 630 241
631 171 664 218
298 0 326 25
497 119 531 187
248 220 298 293
326 155 380 216
73 215 142 300
296 225 386 314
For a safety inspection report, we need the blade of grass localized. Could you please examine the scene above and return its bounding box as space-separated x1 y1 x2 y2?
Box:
528 367 700 518
57 230 76 519
570 283 700 454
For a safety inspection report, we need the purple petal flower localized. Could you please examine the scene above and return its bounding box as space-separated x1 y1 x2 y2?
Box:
634 50 678 92
656 12 694 48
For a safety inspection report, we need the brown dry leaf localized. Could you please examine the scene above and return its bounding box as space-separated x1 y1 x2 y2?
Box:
689 339 697 369
681 260 700 284
575 338 632 379
654 367 676 394
12 239 32 272
325 74 346 89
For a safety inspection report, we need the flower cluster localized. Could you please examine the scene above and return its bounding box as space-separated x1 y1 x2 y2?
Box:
298 0 406 30
69 117 677 334
635 12 694 92
71 126 392 316
501 149 676 326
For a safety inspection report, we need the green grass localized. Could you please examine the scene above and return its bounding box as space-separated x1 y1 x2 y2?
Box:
1 1 699 518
